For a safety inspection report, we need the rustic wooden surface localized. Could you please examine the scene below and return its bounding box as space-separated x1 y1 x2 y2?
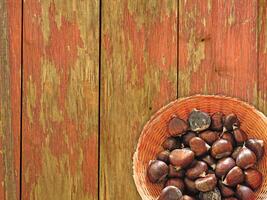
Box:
0 0 266 200
22 1 99 200
0 0 21 200
100 0 177 199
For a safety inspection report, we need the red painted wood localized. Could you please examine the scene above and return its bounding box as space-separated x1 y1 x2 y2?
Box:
179 0 258 104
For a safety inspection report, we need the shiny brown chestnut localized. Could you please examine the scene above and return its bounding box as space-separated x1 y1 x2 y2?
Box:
158 186 183 200
236 185 256 200
215 157 235 178
165 178 185 193
162 137 181 151
231 146 242 160
199 130 219 145
169 165 185 178
218 181 234 197
147 160 169 183
245 138 265 160
157 150 170 164
210 112 225 131
244 168 263 190
188 109 211 132
233 129 248 145
186 161 208 180
182 132 197 146
195 174 217 192
202 155 216 170
236 147 257 169
224 113 240 131
184 177 198 194
168 116 188 136
223 166 244 187
199 187 221 200
169 149 195 170
221 132 235 146
180 195 196 200
189 137 210 156
211 139 233 159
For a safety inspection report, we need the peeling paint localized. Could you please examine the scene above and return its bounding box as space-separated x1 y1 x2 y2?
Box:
26 76 36 124
228 0 235 26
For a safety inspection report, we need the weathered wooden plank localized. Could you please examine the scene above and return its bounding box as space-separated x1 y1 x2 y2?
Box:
22 1 99 199
179 0 258 104
258 0 267 115
100 0 177 199
0 0 21 199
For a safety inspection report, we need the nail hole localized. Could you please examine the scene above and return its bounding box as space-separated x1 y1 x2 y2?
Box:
149 107 152 110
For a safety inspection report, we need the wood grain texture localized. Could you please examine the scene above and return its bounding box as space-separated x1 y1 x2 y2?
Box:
100 0 177 199
0 0 21 199
22 1 99 199
258 0 267 115
179 0 258 104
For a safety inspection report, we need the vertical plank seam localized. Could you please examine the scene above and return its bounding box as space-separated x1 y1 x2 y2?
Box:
19 0 24 199
98 0 102 199
177 0 179 99
257 0 260 109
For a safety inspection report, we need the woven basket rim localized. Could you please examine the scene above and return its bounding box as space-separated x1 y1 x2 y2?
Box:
133 94 267 199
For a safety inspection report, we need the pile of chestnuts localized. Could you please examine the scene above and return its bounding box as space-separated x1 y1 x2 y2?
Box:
147 109 265 200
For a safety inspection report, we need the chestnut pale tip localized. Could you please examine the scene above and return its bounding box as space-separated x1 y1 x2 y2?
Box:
211 164 216 170
199 172 206 178
206 143 211 150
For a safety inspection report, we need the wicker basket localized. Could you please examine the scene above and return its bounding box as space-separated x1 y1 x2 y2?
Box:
133 95 267 200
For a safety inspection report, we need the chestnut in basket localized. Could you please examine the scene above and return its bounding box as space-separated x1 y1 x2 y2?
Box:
147 160 168 183
158 186 182 200
210 112 225 131
168 116 188 136
147 109 264 199
188 109 211 132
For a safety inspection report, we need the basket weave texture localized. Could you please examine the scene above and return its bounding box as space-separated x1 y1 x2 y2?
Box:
133 95 267 200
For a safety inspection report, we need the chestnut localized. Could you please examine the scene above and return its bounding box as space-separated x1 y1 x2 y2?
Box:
210 112 225 131
188 109 211 132
168 116 188 136
223 166 244 187
221 132 235 147
236 185 255 200
233 129 248 145
184 177 198 194
224 113 240 131
165 178 185 193
157 150 170 164
199 187 221 200
245 138 265 160
189 137 210 156
244 168 263 190
199 130 219 145
169 149 195 170
236 147 256 169
201 155 216 170
162 137 181 151
180 195 196 200
211 139 233 159
186 161 208 180
215 157 235 178
158 186 183 200
195 174 217 192
169 165 185 178
231 146 242 160
147 160 169 183
182 132 197 146
218 181 234 197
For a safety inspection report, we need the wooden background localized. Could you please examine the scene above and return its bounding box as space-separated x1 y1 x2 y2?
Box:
0 0 266 199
